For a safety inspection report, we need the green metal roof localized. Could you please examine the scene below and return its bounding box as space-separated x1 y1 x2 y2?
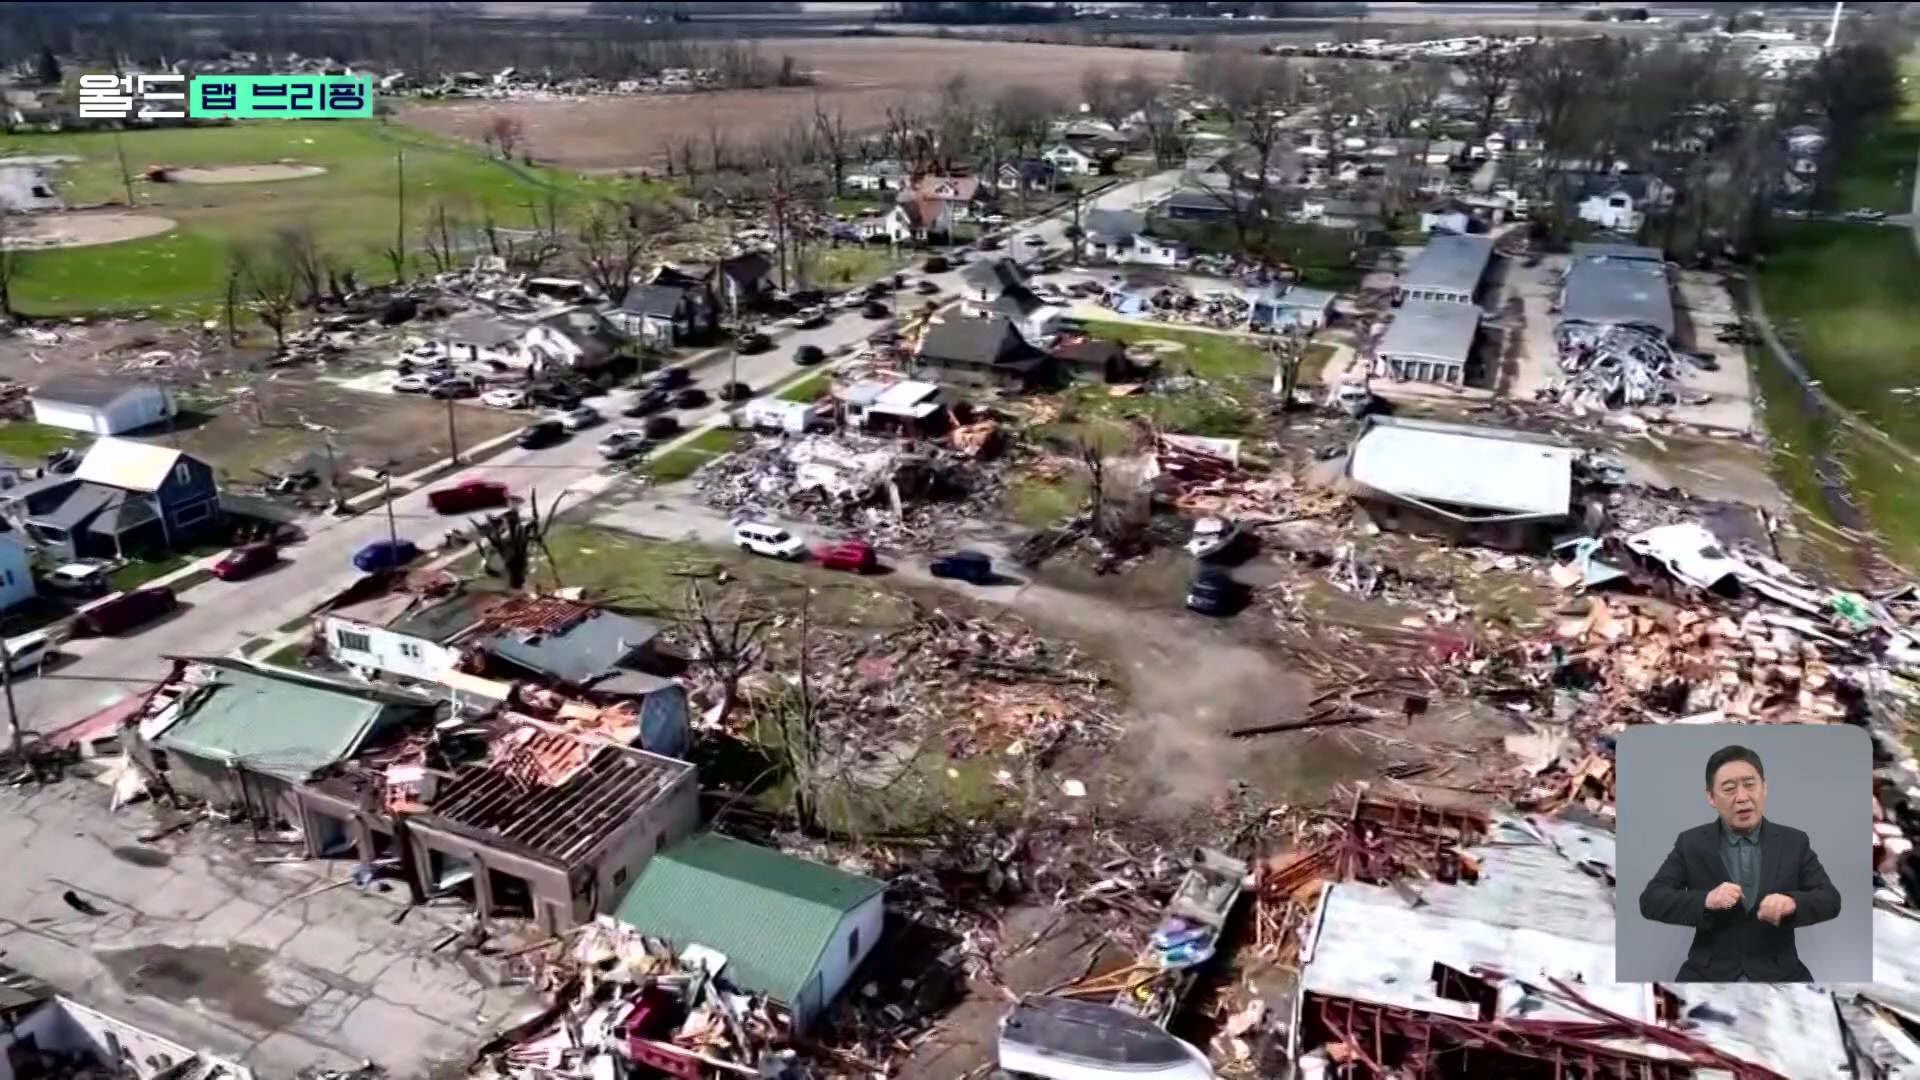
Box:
611 832 885 1004
156 667 402 782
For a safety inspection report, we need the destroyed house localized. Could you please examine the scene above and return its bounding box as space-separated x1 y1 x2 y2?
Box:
612 832 885 1029
1395 233 1495 305
1558 251 1675 340
1372 300 1481 387
305 717 700 932
135 657 440 821
1345 416 1578 551
1292 811 1856 1080
915 314 1058 392
834 379 947 433
324 590 686 755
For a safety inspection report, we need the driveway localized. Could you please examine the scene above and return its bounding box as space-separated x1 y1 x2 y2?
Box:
16 159 1213 739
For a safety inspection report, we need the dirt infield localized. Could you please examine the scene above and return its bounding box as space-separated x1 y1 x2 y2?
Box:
166 164 328 184
397 38 1186 170
4 211 176 249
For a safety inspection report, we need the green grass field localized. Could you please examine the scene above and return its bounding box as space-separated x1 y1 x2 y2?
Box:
1758 223 1920 447
1 121 627 315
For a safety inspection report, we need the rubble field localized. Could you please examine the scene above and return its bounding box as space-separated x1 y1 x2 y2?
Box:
397 38 1184 170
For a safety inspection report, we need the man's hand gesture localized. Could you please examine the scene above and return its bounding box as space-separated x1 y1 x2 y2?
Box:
1705 882 1745 911
1757 893 1798 925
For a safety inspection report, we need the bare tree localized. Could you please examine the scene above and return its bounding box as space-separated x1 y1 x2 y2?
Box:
884 99 935 177
1791 40 1901 204
481 112 525 159
471 494 561 592
931 74 977 173
811 96 852 198
575 199 675 305
1459 45 1525 141
276 224 328 307
1194 49 1296 250
230 243 298 353
683 578 772 730
422 200 464 273
1081 66 1128 131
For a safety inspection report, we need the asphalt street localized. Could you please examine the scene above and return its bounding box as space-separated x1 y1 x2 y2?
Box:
15 158 1210 737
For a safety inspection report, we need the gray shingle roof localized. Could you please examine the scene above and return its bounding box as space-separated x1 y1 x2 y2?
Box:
1559 256 1674 337
918 315 1043 369
1400 234 1495 296
32 375 145 408
482 609 662 685
1377 300 1481 367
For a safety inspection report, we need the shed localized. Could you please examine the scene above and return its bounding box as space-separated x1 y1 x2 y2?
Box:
1395 233 1495 305
836 379 946 433
31 377 176 436
1345 415 1577 550
612 832 886 1028
1373 300 1481 386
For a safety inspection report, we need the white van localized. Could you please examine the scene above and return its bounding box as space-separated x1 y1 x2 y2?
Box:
3 631 56 675
733 522 806 560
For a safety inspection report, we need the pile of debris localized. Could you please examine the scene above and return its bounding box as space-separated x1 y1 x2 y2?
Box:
744 604 1119 763
1546 322 1684 411
693 433 1007 550
1154 433 1345 525
1102 285 1251 330
474 918 802 1079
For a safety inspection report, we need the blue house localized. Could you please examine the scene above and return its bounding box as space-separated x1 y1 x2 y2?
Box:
9 438 220 562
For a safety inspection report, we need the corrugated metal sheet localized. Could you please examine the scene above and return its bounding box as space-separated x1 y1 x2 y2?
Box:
74 437 186 494
1376 300 1482 366
1349 416 1574 518
156 666 399 781
1559 256 1675 337
612 832 883 1004
1399 233 1495 296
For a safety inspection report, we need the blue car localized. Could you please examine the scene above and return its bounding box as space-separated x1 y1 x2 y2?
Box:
353 539 419 573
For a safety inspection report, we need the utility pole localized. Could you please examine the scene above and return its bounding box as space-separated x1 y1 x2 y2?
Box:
395 149 406 280
445 395 460 464
113 132 134 206
2 636 21 777
381 467 399 550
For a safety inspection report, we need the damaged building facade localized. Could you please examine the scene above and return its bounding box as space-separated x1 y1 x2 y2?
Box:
129 656 700 934
1553 244 1681 410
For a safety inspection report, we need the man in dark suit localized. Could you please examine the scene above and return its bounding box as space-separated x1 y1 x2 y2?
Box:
1638 744 1843 982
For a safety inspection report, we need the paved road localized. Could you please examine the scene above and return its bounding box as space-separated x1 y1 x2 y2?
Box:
16 159 1212 737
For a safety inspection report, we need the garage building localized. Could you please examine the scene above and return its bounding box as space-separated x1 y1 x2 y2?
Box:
30 377 176 437
1395 233 1496 305
1373 300 1482 386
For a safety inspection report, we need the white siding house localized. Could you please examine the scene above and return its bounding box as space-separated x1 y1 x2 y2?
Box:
30 377 176 436
1042 144 1099 176
1577 189 1644 231
0 535 34 612
323 616 456 685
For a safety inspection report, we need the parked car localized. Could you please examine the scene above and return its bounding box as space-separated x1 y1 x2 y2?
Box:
671 387 711 409
735 331 773 354
391 373 435 394
1186 567 1245 617
527 384 584 410
210 542 278 581
862 300 890 319
622 388 671 417
516 419 566 449
915 279 940 295
46 563 109 593
930 550 994 585
797 307 829 328
923 255 950 273
77 586 177 636
557 404 602 431
734 521 806 560
597 429 651 460
977 235 1002 251
718 382 754 402
814 539 877 574
353 539 419 573
428 478 510 514
1845 208 1889 222
2 631 56 675
642 414 681 440
794 344 826 367
480 387 528 409
651 366 692 390
429 376 480 399
1021 232 1045 246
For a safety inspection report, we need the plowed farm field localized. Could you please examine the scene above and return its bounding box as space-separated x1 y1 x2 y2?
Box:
396 38 1186 170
